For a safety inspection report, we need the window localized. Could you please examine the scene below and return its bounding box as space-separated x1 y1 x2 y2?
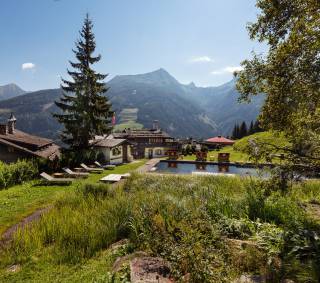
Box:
156 149 162 155
112 146 122 156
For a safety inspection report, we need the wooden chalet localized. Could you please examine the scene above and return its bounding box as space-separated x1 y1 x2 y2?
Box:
111 121 179 159
0 113 60 163
91 136 133 165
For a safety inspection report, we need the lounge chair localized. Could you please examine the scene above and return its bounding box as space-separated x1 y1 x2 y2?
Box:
100 173 131 183
100 174 122 183
63 168 89 179
40 172 74 185
80 163 104 173
94 161 116 170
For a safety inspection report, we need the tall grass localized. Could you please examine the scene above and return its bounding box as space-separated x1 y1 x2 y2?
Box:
1 174 319 282
0 160 38 190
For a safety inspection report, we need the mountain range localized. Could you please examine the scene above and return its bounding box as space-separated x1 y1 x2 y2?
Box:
0 69 264 141
0 84 26 101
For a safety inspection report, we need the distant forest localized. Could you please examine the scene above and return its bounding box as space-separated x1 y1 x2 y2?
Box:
231 120 263 140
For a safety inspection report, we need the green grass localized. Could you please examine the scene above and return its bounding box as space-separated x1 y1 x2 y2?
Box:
183 132 289 163
113 121 143 132
183 146 250 162
0 161 144 236
1 174 319 282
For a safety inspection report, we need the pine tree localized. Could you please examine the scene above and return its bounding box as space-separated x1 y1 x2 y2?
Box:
253 120 261 133
54 14 113 149
231 124 237 139
239 121 248 138
231 123 240 139
249 121 254 135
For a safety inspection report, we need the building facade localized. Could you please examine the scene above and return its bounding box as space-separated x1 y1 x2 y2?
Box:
92 137 133 165
112 127 179 159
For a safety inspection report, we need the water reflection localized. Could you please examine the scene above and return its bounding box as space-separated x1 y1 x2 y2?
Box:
196 163 207 170
218 164 229 173
167 162 177 168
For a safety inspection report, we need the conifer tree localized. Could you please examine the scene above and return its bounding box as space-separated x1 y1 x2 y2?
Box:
249 121 254 135
231 123 239 139
239 121 248 138
54 14 113 149
253 120 261 133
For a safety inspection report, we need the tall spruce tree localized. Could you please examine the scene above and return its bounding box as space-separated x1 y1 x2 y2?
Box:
231 123 239 139
248 121 255 135
239 121 248 138
54 14 112 149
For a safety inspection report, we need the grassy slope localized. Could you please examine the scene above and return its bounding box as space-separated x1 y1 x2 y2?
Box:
113 121 143 132
183 146 249 162
0 174 319 282
183 131 288 163
0 161 144 236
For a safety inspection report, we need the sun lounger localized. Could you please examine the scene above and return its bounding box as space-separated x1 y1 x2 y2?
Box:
63 168 89 178
94 161 116 170
100 173 131 183
40 172 74 185
80 163 103 173
100 174 122 183
121 173 131 178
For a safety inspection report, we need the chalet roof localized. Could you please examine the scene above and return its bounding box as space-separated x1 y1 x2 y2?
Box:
8 113 17 122
113 129 171 139
93 138 128 148
0 130 53 148
0 137 60 160
206 136 235 145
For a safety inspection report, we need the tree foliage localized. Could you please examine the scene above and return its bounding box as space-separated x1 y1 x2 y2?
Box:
54 14 113 149
236 0 320 172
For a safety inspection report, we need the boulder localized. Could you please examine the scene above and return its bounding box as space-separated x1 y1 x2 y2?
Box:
130 257 173 283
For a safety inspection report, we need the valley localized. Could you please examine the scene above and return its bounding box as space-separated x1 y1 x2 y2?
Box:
0 69 263 141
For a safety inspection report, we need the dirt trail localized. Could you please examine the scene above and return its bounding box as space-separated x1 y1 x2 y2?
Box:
0 159 155 248
0 206 52 248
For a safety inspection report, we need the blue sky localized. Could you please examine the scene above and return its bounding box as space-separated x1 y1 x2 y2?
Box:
0 0 265 91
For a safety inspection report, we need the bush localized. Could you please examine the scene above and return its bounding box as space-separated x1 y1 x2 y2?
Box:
60 148 98 168
0 160 38 190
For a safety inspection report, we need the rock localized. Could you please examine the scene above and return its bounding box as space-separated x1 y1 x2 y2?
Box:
226 238 259 250
6 264 21 273
130 257 173 283
234 274 266 283
110 238 129 252
113 251 148 273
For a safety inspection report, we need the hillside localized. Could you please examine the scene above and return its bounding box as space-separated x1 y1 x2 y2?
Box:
0 89 62 141
0 69 264 140
0 84 26 101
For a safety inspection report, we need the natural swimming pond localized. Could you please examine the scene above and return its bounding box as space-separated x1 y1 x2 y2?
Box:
154 161 269 177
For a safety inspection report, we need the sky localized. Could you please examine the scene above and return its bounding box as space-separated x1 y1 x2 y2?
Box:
0 0 266 91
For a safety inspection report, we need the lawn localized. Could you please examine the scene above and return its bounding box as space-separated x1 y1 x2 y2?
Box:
0 173 319 282
183 132 289 163
0 161 144 236
183 146 250 162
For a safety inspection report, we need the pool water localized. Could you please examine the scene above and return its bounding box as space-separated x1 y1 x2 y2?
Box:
155 161 268 177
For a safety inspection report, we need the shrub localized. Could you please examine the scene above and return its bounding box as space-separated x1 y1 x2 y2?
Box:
0 160 38 190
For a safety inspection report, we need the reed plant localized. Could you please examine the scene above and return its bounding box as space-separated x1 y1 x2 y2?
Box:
1 174 319 282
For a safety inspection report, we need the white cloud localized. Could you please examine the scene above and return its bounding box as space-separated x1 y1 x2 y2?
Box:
22 63 36 70
211 66 243 75
189 56 213 63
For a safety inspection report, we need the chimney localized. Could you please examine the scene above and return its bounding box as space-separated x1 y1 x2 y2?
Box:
0 124 7 135
7 113 17 134
152 120 159 130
